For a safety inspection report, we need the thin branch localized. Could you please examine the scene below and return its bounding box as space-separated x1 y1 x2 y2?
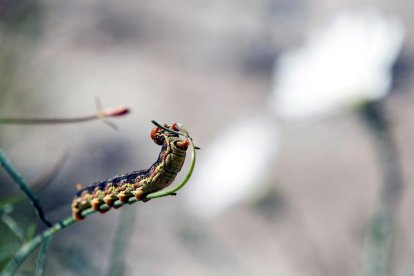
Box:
35 236 52 276
0 115 96 124
1 213 26 242
0 149 52 227
0 104 129 128
0 152 66 206
2 215 76 276
105 207 135 276
361 101 403 276
26 224 37 241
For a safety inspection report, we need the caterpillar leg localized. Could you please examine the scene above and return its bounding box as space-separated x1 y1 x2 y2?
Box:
103 194 117 207
72 195 92 221
90 190 105 210
117 187 134 203
90 198 104 211
175 140 189 150
72 200 84 221
132 188 144 201
73 209 83 221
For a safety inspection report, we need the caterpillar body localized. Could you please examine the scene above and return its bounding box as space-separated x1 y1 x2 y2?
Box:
71 123 189 220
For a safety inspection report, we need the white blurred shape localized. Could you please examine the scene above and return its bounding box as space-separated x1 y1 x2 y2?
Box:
271 9 405 119
184 114 278 217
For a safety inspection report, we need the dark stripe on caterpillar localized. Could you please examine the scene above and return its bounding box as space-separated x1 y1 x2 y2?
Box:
71 123 190 220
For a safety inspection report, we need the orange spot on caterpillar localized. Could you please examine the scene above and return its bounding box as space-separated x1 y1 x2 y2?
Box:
133 190 144 200
176 140 190 150
91 198 102 210
118 190 133 203
103 194 117 207
150 127 160 140
171 123 179 131
73 211 84 221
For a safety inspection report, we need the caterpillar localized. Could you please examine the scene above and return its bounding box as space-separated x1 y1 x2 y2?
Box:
71 122 190 220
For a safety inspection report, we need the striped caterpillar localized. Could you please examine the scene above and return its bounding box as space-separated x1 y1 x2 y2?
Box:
71 123 189 220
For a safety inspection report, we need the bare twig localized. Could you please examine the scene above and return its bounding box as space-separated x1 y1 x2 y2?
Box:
0 101 129 129
0 152 66 206
0 149 52 227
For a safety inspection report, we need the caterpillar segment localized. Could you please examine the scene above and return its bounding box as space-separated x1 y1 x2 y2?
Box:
71 123 189 221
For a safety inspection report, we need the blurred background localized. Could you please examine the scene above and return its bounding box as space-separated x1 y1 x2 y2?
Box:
1 0 414 275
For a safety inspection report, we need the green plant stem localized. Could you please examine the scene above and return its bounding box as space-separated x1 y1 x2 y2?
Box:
3 202 132 275
0 149 52 227
0 244 20 262
35 236 52 276
2 215 76 276
0 153 66 206
1 213 26 242
2 134 196 276
105 206 135 276
361 101 403 276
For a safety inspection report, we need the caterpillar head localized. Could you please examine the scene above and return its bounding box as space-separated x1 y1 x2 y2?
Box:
150 123 189 150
